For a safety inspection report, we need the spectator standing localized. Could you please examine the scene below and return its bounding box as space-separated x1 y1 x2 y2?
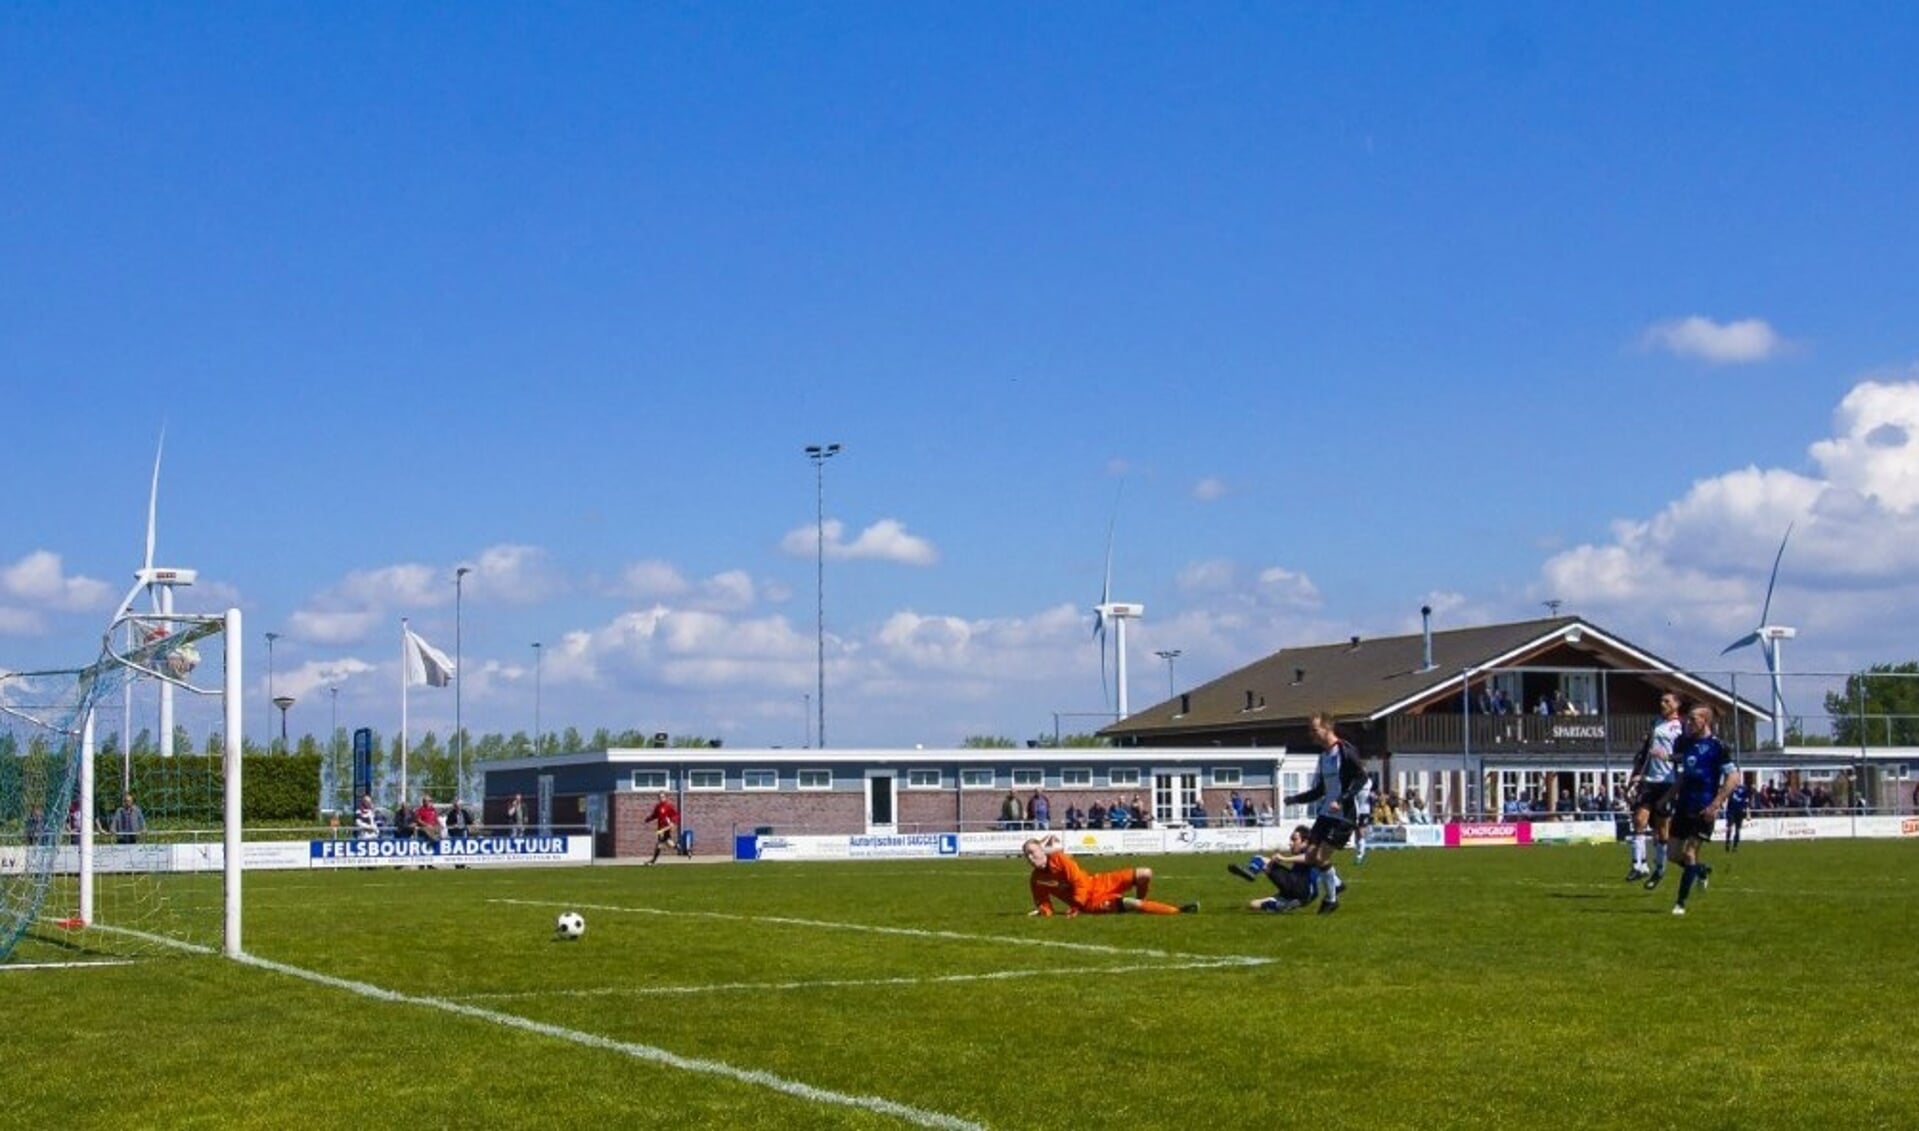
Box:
353 794 379 841
110 793 147 845
1030 791 1051 830
507 791 528 837
998 790 1023 831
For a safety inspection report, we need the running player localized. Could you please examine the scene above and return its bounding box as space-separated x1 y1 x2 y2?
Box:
1662 704 1738 916
1623 692 1682 886
1023 835 1197 916
1228 824 1320 912
1351 774 1377 864
644 791 687 864
1281 711 1365 914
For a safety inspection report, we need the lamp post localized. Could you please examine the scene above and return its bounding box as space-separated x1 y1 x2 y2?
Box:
803 692 811 749
329 685 339 808
455 565 471 797
531 641 543 755
264 631 279 752
1155 649 1183 698
804 443 841 749
273 695 294 754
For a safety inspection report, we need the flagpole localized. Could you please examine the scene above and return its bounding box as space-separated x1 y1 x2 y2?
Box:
400 618 410 804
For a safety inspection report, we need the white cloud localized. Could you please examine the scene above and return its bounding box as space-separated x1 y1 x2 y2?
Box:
1538 376 1919 657
1 550 113 612
1176 559 1238 594
288 609 382 645
1192 477 1227 502
616 559 689 600
0 606 44 635
465 544 562 604
1641 315 1786 364
1255 566 1323 610
780 518 939 566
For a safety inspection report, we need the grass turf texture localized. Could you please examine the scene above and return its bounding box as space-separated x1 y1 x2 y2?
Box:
5 839 1913 1129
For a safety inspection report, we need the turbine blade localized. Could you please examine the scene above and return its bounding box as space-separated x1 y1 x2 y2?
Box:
1758 522 1793 625
1720 631 1760 656
145 431 165 573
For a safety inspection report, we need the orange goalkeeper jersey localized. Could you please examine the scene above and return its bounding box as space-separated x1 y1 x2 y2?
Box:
1030 848 1134 914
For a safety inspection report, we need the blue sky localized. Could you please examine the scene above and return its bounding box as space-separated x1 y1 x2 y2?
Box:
4 5 1917 748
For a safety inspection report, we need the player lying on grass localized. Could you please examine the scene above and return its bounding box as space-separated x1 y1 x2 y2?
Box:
1227 824 1321 912
1022 835 1198 916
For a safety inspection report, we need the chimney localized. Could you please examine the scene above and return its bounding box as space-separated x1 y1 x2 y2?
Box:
1421 605 1435 672
1179 693 1190 715
1291 668 1305 686
1349 635 1361 650
1244 690 1256 710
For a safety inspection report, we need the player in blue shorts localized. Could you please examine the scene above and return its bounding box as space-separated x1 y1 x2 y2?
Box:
1659 704 1739 916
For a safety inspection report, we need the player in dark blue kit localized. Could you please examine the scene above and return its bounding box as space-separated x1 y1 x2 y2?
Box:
1660 704 1739 916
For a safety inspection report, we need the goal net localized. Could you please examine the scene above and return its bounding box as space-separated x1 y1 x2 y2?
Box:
1 610 239 965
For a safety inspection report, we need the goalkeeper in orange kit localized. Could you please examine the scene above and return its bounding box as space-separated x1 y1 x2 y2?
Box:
1023 835 1198 915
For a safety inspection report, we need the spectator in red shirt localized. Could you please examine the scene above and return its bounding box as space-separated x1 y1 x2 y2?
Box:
414 794 443 843
645 792 687 864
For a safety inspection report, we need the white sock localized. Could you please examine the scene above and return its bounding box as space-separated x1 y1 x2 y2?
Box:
1630 834 1646 869
1322 865 1342 900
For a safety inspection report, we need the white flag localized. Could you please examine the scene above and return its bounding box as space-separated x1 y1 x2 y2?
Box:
404 626 456 688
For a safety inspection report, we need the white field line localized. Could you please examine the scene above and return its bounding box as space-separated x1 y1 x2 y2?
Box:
233 952 984 1131
65 924 985 1128
488 897 1261 964
0 959 138 972
459 955 1271 1002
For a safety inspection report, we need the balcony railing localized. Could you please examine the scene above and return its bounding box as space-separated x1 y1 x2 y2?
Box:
1384 713 1767 754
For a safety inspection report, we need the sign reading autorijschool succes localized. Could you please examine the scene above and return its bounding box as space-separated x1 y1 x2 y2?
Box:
309 835 589 868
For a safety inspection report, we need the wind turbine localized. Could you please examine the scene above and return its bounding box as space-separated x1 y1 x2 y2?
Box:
109 435 198 759
1092 499 1143 720
1721 524 1795 748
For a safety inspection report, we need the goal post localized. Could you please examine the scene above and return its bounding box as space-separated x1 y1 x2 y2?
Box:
1 606 243 965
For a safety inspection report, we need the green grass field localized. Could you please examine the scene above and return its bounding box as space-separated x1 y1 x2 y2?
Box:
6 839 1915 1129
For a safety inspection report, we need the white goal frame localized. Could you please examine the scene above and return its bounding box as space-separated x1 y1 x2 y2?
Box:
74 608 244 957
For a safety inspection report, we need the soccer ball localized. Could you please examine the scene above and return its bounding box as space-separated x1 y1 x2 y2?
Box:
554 911 586 940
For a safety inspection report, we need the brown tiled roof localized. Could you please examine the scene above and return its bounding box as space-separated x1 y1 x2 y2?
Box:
1103 616 1601 739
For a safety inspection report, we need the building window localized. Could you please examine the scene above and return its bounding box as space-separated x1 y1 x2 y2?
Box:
688 769 724 791
1011 768 1044 787
960 768 995 789
798 769 832 791
632 770 669 791
907 768 942 789
743 769 777 791
1061 768 1092 787
1109 767 1142 787
1210 767 1243 787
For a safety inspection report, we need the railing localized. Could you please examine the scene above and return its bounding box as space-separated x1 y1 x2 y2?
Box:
1389 713 1658 753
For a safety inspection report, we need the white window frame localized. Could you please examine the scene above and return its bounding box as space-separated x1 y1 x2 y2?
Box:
1060 767 1092 787
631 769 670 791
797 768 832 791
743 768 778 791
960 767 995 790
1011 767 1044 787
906 768 942 789
1108 767 1142 788
1210 767 1243 787
687 769 725 791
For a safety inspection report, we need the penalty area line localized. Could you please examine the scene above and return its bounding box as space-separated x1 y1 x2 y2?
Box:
489 898 1259 964
460 955 1272 1002
233 952 984 1131
1 959 139 972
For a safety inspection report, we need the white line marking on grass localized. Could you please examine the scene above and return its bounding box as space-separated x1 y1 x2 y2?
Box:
489 898 1254 964
0 959 138 972
232 952 984 1131
459 955 1271 1002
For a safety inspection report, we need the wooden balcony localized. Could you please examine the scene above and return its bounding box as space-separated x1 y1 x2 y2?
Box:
1387 713 1660 755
